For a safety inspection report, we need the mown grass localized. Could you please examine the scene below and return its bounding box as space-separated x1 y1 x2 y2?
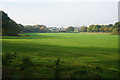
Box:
2 33 119 79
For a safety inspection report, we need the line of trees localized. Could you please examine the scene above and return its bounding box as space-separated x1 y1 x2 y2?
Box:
65 22 120 35
1 11 120 35
59 22 120 34
81 23 120 34
81 24 113 32
23 25 49 33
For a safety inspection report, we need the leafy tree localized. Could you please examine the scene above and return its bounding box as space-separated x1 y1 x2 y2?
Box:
87 25 94 32
1 11 21 36
81 26 87 32
23 25 33 33
107 24 113 27
113 22 120 28
23 25 49 33
92 25 101 32
66 26 74 32
100 25 107 32
108 27 113 32
18 24 24 33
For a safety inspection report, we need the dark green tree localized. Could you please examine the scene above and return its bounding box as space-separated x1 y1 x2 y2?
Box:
87 25 94 32
18 24 24 33
1 11 21 36
23 25 49 33
66 26 74 32
113 22 120 28
92 25 101 32
107 24 113 27
81 26 87 32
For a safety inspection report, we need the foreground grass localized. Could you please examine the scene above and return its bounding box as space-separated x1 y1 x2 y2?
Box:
2 33 119 78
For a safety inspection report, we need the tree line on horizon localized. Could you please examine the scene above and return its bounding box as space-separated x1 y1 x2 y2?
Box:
1 11 120 36
53 23 120 35
80 23 119 33
23 25 49 33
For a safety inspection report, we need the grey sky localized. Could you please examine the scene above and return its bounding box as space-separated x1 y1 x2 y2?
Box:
0 0 119 27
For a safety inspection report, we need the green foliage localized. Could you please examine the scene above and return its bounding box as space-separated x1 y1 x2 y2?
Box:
87 24 114 33
92 25 101 32
87 25 94 32
18 24 24 33
108 27 113 32
81 26 87 32
23 25 49 33
112 22 120 35
108 24 113 27
113 22 120 28
66 26 74 32
1 11 22 36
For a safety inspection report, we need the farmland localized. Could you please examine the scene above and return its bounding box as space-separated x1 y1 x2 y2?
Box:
2 33 119 78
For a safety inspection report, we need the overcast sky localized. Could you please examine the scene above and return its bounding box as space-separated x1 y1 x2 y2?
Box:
0 0 119 27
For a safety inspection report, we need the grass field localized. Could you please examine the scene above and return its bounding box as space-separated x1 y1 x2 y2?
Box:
2 33 119 78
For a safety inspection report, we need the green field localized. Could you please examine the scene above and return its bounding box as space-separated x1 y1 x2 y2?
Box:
2 33 119 78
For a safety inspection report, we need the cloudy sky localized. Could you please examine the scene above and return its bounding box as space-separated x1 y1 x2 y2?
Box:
0 0 119 27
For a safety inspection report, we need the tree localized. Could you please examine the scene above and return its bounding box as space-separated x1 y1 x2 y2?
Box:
87 25 94 32
81 26 87 32
92 25 101 32
23 25 49 33
1 11 21 36
113 22 120 28
107 24 113 27
23 25 34 33
18 24 24 33
66 26 74 32
108 27 113 32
